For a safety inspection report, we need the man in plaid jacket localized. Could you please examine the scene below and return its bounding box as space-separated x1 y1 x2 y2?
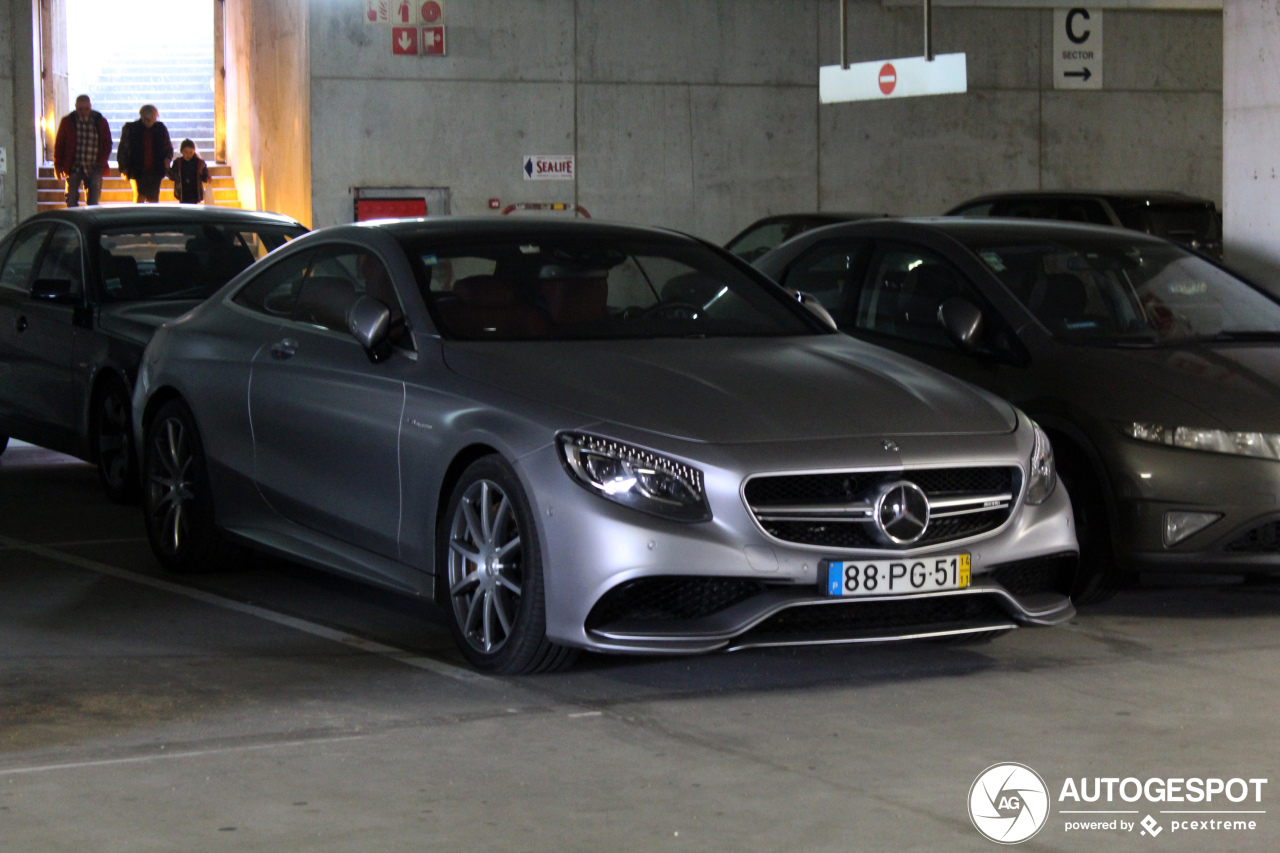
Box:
53 95 113 207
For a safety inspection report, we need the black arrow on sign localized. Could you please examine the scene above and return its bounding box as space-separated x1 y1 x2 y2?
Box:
1064 68 1093 82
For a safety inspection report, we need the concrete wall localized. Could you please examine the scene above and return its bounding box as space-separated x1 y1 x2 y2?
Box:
1223 0 1280 283
224 0 312 227
0 0 37 232
310 0 1222 243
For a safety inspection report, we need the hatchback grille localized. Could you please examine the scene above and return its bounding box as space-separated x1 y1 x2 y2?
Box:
586 577 769 629
744 467 1020 549
988 552 1077 596
1225 521 1280 553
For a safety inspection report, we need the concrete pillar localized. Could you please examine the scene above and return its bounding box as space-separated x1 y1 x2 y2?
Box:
1224 0 1280 283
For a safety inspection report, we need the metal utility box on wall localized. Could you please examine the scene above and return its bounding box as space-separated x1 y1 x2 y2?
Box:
354 187 451 222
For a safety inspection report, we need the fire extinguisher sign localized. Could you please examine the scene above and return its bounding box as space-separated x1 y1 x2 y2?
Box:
368 0 446 26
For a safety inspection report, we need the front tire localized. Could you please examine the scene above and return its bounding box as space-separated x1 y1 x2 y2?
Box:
92 377 140 504
1056 442 1130 605
143 398 232 574
438 457 577 674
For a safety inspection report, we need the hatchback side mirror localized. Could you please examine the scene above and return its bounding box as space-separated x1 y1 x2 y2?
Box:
31 278 77 303
938 297 984 351
348 296 393 362
794 290 839 331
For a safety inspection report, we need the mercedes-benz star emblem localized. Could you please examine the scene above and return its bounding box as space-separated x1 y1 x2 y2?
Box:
874 481 930 544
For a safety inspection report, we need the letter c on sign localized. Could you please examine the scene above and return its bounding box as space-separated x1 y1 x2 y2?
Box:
1066 8 1090 45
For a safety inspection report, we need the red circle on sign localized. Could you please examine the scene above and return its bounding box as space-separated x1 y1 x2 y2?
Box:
878 63 897 96
421 1 441 22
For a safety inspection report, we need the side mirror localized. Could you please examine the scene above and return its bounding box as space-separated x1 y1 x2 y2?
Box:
31 278 77 303
938 297 984 352
348 296 393 362
794 290 838 331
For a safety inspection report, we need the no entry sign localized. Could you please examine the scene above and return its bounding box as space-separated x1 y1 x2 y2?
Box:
820 53 967 104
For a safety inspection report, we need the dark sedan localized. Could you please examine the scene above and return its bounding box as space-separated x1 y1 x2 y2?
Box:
0 206 306 500
725 212 890 262
947 191 1222 258
757 217 1280 600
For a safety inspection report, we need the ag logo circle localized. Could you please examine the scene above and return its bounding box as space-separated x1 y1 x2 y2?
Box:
968 763 1050 844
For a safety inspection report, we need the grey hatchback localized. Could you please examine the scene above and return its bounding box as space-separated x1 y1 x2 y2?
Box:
0 206 306 500
758 217 1280 601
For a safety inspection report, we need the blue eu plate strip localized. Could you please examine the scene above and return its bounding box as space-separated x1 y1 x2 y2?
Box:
827 562 843 596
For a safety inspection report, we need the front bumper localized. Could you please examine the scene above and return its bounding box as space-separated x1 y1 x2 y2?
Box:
518 429 1078 654
1110 438 1280 573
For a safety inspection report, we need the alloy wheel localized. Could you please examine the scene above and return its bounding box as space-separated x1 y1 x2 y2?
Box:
97 388 132 491
148 417 195 556
446 479 525 654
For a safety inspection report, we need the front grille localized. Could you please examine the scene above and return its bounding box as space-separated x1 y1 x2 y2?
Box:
1225 521 1280 553
745 467 1020 549
988 552 1077 596
735 595 1011 644
586 577 769 629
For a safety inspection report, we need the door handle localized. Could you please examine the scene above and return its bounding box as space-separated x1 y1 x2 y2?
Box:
15 315 27 333
270 338 298 360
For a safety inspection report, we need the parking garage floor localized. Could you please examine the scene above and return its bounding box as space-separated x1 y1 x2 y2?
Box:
3 441 1279 852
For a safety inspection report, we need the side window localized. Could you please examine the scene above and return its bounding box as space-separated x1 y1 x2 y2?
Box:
993 199 1058 220
233 251 313 318
35 226 85 295
295 247 410 347
781 239 871 316
852 244 979 349
952 203 995 218
1056 199 1110 225
727 222 788 261
0 226 52 294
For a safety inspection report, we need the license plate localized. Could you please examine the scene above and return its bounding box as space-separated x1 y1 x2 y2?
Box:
823 554 970 597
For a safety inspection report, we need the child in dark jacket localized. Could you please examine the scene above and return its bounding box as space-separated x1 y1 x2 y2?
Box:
169 139 211 204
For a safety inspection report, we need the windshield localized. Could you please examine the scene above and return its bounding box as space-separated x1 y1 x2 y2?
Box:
98 223 303 302
969 236 1280 345
403 234 819 340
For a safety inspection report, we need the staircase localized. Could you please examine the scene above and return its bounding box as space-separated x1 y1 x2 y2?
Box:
42 43 242 212
38 164 242 212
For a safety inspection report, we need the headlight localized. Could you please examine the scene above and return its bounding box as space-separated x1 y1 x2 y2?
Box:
1025 421 1057 505
1127 423 1280 460
557 432 711 522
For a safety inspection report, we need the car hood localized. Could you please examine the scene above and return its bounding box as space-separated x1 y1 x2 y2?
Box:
96 300 203 346
442 335 1018 444
1060 343 1280 430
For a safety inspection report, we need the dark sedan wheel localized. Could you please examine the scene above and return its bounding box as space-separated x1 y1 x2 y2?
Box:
92 378 140 504
440 457 577 674
143 399 231 574
1057 443 1130 605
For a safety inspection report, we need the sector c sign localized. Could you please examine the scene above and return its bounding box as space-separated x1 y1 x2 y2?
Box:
820 53 967 104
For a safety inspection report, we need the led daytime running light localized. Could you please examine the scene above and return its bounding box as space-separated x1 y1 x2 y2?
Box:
557 433 711 522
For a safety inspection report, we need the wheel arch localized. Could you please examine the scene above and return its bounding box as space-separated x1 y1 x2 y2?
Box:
1034 415 1121 553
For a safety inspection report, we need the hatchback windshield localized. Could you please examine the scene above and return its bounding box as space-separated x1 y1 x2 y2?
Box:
404 235 818 340
969 236 1280 345
99 223 303 302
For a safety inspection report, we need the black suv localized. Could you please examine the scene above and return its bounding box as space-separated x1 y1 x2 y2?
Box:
947 191 1222 258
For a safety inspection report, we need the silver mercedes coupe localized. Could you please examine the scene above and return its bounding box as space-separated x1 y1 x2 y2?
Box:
133 218 1077 673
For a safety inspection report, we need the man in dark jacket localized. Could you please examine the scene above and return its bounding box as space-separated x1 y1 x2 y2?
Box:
117 105 173 203
53 94 112 207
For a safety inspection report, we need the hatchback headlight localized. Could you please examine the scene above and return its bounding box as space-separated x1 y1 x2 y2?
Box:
1025 422 1057 505
557 433 711 522
1127 423 1280 460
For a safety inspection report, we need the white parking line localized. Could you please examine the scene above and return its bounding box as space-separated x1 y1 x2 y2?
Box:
0 735 371 778
0 535 495 686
